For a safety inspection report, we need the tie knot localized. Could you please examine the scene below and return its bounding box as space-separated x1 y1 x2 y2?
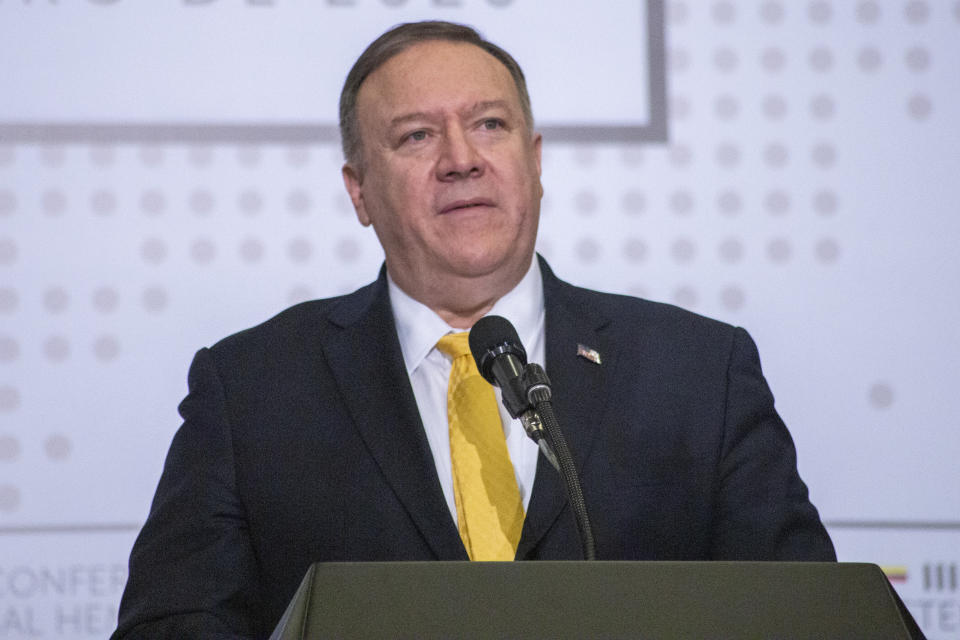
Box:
436 331 472 359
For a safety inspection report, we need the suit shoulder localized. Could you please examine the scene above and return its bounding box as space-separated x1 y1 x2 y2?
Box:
205 281 376 360
559 282 737 341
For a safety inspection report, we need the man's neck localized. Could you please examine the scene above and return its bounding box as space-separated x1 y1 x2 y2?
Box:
387 257 535 329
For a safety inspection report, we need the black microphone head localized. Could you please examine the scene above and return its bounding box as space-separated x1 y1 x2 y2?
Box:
469 315 528 384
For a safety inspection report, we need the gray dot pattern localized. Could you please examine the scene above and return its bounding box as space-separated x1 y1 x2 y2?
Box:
623 238 648 262
90 190 117 216
0 238 18 266
764 190 790 216
760 1 784 24
763 94 788 120
715 95 739 120
44 335 70 362
764 143 789 169
92 287 119 313
286 190 312 216
142 286 169 313
712 1 736 24
809 48 833 73
767 238 792 263
0 386 20 412
869 382 894 409
815 237 841 263
907 94 932 120
189 147 213 166
0 435 20 462
810 94 835 120
0 190 16 217
0 4 949 519
93 335 121 362
718 190 742 216
43 287 69 314
240 237 265 263
42 189 67 217
621 190 646 216
904 1 929 25
239 189 264 216
287 237 313 264
190 238 217 264
812 143 836 168
670 190 694 216
716 143 741 168
286 147 311 167
44 434 73 461
139 146 164 167
40 146 66 167
190 190 215 216
671 238 696 264
808 1 832 24
813 190 838 216
719 238 744 263
0 288 18 314
905 47 930 73
0 336 19 362
335 238 361 263
141 190 166 216
720 286 745 311
574 190 598 216
576 238 600 263
761 48 786 73
714 48 739 72
0 485 20 512
856 1 881 24
141 238 168 264
858 47 882 72
669 143 693 167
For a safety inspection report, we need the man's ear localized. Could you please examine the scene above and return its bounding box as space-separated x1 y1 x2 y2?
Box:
342 163 371 226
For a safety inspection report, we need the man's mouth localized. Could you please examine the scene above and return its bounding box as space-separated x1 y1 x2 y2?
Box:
439 199 494 214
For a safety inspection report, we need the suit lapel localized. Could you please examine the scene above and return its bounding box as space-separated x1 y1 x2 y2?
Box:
517 257 612 559
321 270 467 560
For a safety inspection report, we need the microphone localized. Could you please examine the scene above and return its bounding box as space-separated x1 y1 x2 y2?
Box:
468 315 530 419
468 315 596 560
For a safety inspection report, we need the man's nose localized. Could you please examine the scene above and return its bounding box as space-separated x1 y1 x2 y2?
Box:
436 127 484 180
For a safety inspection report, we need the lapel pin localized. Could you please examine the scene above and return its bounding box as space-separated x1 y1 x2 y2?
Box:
576 343 602 365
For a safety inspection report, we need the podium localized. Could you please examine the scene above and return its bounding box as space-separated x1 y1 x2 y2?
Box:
269 561 924 639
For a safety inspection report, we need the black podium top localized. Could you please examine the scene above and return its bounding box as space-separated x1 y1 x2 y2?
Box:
270 561 923 639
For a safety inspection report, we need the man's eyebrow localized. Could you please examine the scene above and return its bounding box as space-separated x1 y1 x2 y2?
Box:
389 111 434 129
387 100 514 129
465 100 512 117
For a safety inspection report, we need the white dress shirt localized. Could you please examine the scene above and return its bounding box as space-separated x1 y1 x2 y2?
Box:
388 258 545 526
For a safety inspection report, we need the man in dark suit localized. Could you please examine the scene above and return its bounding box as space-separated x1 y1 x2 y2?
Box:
113 21 835 639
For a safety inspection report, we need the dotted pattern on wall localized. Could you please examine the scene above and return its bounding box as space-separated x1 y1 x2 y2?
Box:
1 1 959 538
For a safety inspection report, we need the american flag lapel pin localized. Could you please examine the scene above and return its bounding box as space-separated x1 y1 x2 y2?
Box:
576 343 602 365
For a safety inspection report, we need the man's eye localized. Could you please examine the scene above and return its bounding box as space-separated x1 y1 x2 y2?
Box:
408 131 427 142
482 119 502 130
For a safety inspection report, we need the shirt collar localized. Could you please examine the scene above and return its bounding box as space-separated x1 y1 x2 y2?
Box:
388 257 544 376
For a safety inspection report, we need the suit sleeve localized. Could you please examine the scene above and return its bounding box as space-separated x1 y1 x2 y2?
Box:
112 348 262 639
710 327 836 561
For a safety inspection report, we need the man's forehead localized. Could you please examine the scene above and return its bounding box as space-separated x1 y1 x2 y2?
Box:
356 40 518 114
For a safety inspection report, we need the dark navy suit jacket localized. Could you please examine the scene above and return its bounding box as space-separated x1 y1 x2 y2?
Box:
113 258 835 638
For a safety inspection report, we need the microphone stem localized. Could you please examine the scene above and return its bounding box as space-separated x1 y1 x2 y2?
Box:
534 398 597 561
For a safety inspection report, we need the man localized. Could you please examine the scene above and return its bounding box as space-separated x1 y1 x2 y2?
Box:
113 21 835 639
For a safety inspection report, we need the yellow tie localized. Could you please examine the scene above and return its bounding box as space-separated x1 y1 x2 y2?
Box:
436 332 525 561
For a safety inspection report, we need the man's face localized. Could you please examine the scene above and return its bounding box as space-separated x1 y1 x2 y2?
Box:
343 40 542 295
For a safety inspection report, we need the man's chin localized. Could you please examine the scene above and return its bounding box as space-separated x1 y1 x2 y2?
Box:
442 248 533 282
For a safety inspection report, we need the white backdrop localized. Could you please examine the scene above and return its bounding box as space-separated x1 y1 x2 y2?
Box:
1 1 959 638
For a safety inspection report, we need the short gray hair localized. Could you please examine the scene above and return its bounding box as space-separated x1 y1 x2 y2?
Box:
339 21 534 167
